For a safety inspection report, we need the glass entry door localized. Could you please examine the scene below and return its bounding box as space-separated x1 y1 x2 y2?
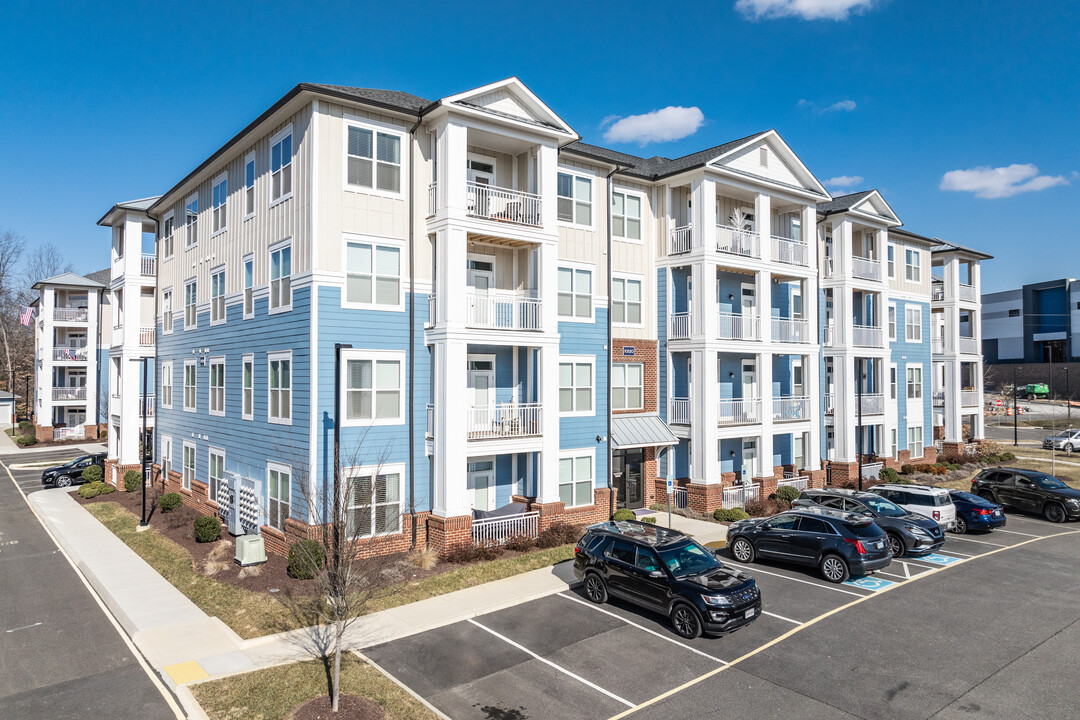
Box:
613 448 644 510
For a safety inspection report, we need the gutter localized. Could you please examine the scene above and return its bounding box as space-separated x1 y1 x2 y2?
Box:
605 163 630 520
406 109 423 550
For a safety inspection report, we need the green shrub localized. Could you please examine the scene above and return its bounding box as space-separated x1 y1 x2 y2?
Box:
878 467 900 483
82 465 104 483
640 516 657 524
193 516 221 543
612 508 636 522
1001 452 1016 461
16 435 37 446
649 503 670 512
123 470 142 493
78 481 104 499
775 485 800 503
503 534 536 552
158 493 182 513
18 420 32 432
287 539 324 579
99 483 115 495
900 464 915 475
714 508 750 522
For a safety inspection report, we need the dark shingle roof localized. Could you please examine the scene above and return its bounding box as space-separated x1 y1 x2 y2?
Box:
83 268 112 286
563 131 770 181
303 84 432 113
817 190 875 215
928 237 993 260
32 272 106 291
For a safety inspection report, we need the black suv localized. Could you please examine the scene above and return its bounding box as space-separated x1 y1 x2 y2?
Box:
971 468 1080 523
793 488 945 558
574 520 761 639
726 507 891 583
41 453 106 488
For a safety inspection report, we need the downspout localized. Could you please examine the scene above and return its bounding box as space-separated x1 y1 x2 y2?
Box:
144 211 160 481
95 287 102 430
605 164 628 520
407 109 423 550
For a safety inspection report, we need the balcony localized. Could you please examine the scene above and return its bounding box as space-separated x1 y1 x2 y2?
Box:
669 398 691 425
53 346 89 362
53 308 88 323
824 323 836 347
853 324 884 348
467 402 542 440
426 403 434 438
140 326 156 347
932 337 944 354
959 336 979 355
53 387 87 401
933 390 945 407
465 182 542 227
772 236 809 267
852 256 882 282
140 395 156 417
427 183 437 217
716 225 760 258
961 389 981 407
959 283 977 302
824 393 835 414
771 316 810 343
141 254 156 276
465 292 542 331
773 396 810 422
718 398 760 426
669 226 691 255
822 257 835 279
859 393 885 415
668 312 691 340
718 312 759 341
932 286 945 301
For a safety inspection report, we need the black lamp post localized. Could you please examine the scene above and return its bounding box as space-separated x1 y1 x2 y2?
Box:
856 357 864 491
137 357 150 527
1013 365 1018 447
333 344 352 567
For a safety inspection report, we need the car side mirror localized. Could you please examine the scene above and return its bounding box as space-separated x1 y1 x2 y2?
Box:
649 570 665 579
760 522 773 531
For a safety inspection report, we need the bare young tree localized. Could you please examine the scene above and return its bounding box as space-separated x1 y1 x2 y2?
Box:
24 242 74 289
0 229 26 380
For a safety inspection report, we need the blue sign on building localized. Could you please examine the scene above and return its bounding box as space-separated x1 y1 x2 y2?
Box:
622 346 635 356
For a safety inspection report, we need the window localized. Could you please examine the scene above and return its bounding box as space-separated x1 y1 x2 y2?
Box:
891 428 898 459
210 268 226 324
162 289 173 334
270 128 292 203
907 366 923 399
557 171 592 225
346 240 401 307
908 426 924 458
887 244 896 279
268 352 291 424
243 256 254 318
209 358 225 416
611 191 642 241
559 452 594 507
559 358 594 415
557 267 592 319
268 463 290 531
183 360 197 412
607 539 635 564
612 277 642 325
888 304 896 341
269 244 291 312
209 449 224 505
1008 308 1020 318
161 436 172 478
889 364 897 400
242 354 254 420
184 193 198 249
798 517 830 534
184 279 197 330
344 352 404 424
905 306 922 342
905 248 921 282
346 124 402 193
162 213 175 260
345 466 404 537
612 362 644 411
182 442 196 491
211 173 227 235
244 152 255 218
161 361 173 408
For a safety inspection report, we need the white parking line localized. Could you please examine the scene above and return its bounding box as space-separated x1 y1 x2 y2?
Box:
762 610 803 625
467 619 635 708
945 536 1007 548
557 593 728 663
995 528 1045 538
745 567 866 597
876 570 908 580
899 559 937 571
935 548 974 557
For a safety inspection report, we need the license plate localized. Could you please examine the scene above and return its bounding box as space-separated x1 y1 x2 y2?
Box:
993 510 1002 517
745 608 756 618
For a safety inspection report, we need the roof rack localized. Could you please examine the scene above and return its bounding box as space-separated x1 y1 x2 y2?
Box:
793 505 874 525
585 519 688 546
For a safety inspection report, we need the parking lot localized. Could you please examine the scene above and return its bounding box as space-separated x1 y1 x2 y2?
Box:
365 513 1080 720
2 449 87 496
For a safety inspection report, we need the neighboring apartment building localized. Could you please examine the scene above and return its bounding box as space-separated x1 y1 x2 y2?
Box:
982 277 1079 364
32 270 111 441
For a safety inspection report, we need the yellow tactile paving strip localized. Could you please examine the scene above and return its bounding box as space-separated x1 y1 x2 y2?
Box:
163 660 209 685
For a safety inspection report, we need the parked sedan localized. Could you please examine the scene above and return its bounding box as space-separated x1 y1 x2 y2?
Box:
1042 429 1080 453
40 453 106 488
971 468 1080 523
947 490 1006 534
793 488 945 558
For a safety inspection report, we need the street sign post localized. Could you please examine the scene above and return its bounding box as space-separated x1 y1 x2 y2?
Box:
666 478 674 528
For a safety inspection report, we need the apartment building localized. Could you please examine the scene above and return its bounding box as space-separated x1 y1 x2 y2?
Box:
982 277 1079 364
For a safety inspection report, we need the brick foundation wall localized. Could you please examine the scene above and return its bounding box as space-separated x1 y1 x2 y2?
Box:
685 483 725 514
34 425 53 442
427 514 473 556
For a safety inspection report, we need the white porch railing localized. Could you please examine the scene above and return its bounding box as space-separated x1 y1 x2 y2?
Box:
961 390 981 407
859 393 885 415
718 398 760 425
822 257 835 278
466 292 542 331
53 346 88 361
932 286 945 301
466 181 542 227
140 395 155 417
777 476 808 492
673 487 688 509
722 484 760 509
467 402 542 439
53 307 88 322
716 225 760 258
139 326 155 346
959 336 979 355
959 283 977 302
53 386 86 401
472 511 541 546
853 324 884 348
427 183 437 216
772 236 809 267
669 312 691 340
771 316 809 343
932 337 945 354
861 462 884 480
824 322 835 347
669 398 691 425
425 403 434 439
852 256 882 281
53 426 83 441
824 393 835 414
773 396 810 421
669 225 691 255
426 294 437 327
141 254 156 276
717 312 758 341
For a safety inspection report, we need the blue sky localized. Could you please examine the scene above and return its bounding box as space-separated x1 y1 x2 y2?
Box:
1 0 1076 291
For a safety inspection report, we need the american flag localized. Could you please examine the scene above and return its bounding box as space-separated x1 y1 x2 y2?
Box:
19 306 35 326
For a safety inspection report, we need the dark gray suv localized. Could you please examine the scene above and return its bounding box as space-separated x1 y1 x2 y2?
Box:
793 488 945 558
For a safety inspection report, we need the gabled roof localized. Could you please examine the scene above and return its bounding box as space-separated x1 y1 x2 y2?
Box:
563 131 769 181
97 196 162 227
303 84 432 113
817 190 875 215
31 271 107 291
83 268 112 286
818 189 901 226
928 237 993 260
437 77 578 139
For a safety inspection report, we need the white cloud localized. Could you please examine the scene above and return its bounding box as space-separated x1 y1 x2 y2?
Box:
602 106 705 146
826 175 864 188
940 164 1069 199
823 99 857 112
736 0 879 21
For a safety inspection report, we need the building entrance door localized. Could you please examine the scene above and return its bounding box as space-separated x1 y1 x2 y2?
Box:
612 448 644 510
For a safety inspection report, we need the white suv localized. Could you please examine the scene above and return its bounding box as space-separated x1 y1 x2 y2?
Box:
867 484 956 530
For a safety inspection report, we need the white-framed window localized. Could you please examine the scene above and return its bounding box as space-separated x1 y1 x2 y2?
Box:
244 151 256 219
888 304 896 341
612 276 643 325
907 365 923 400
242 354 254 420
243 255 254 319
612 362 644 411
891 428 898 460
162 288 173 334
268 351 291 424
343 350 404 425
211 172 227 235
269 242 291 313
905 248 921 282
557 265 593 320
161 436 172 478
210 267 226 325
905 306 922 342
161 361 173 408
345 122 403 195
559 356 594 416
208 448 225 505
559 449 595 508
183 360 197 412
887 244 896 279
162 212 175 260
270 127 293 204
267 462 291 531
209 357 225 416
182 441 196 491
557 170 592 226
908 425 924 459
889 363 897 401
344 238 402 309
611 189 642 241
184 193 198 249
184 279 197 330
344 464 405 537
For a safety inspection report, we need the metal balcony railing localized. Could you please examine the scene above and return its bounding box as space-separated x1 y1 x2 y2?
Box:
669 226 691 255
961 390 981 407
53 387 87 401
772 236 809 267
53 346 88 361
426 295 437 328
932 338 945 354
773 396 810 421
718 398 760 425
852 256 882 281
141 254 156 276
668 312 691 340
465 182 542 227
716 225 760 258
853 324 884 348
859 393 885 415
467 402 542 440
53 308 88 322
959 336 980 355
465 292 542 331
53 427 83 441
959 283 977 302
717 312 759 341
669 398 691 424
771 316 810 343
722 484 761 509
932 286 945 301
933 390 945 406
140 395 155 417
824 393 835 414
427 183 437 217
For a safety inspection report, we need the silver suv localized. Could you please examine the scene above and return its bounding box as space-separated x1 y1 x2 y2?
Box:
1043 429 1080 453
867 483 957 530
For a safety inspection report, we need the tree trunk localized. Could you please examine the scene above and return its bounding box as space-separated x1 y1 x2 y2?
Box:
332 618 344 712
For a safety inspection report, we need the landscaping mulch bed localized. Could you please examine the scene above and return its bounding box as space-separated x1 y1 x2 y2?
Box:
289 694 385 720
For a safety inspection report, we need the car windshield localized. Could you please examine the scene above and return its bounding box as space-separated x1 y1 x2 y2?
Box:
65 456 88 467
657 540 723 578
863 496 907 517
1029 473 1068 490
951 491 984 504
1055 431 1075 438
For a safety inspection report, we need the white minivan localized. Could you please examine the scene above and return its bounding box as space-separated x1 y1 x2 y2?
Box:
867 484 957 530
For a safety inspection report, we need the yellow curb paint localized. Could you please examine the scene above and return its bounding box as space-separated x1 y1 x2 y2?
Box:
703 540 727 549
164 660 210 685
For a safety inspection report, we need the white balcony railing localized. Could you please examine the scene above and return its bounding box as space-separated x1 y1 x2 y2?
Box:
716 225 760 258
426 403 434 439
53 308 88 322
669 226 691 255
771 316 810 343
53 426 84 441
932 337 945 354
140 395 155 417
426 294 437 327
467 402 542 440
472 511 540 546
822 256 835 278
859 393 885 415
853 324 884 348
465 292 542 331
772 236 809 267
824 322 836 347
932 286 945 301
959 336 979 355
669 398 691 425
933 390 945 406
139 326 155 347
718 398 760 425
669 312 691 340
959 283 977 302
722 484 760 509
465 181 542 227
53 346 88 361
773 396 810 421
717 312 759 341
427 183 437 216
141 254 156 276
852 256 882 281
778 476 809 492
824 393 835 414
53 386 87 401
961 390 981 407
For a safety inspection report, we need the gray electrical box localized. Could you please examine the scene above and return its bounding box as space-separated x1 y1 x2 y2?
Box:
235 535 267 566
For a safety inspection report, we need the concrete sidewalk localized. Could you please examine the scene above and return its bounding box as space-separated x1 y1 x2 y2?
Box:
0 427 106 455
640 508 730 545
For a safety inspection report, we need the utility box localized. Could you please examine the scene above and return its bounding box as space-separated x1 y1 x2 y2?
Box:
235 534 267 566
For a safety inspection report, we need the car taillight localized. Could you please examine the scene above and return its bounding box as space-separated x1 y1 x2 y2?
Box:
574 546 583 556
974 508 992 515
844 538 867 554
933 511 941 520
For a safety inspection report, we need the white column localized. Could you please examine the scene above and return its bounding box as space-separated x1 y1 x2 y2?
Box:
537 344 561 504
695 349 719 484
433 340 470 517
756 269 772 338
806 354 821 471
755 193 772 263
834 219 853 280
439 226 468 329
537 142 559 231
945 359 962 443
836 356 857 461
40 288 55 427
756 350 774 478
439 121 468 215
84 290 99 432
690 175 716 252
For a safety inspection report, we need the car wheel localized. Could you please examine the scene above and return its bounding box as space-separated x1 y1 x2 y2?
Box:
1044 502 1067 524
820 554 850 584
1066 444 1075 455
55 475 72 488
886 533 906 558
730 537 755 564
979 491 997 505
670 603 702 639
953 516 968 534
583 573 608 604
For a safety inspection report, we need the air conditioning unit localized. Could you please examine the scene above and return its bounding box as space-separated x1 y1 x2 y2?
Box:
235 534 267 567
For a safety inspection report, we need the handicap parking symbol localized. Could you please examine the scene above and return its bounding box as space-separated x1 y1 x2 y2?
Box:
843 576 897 592
919 553 962 566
